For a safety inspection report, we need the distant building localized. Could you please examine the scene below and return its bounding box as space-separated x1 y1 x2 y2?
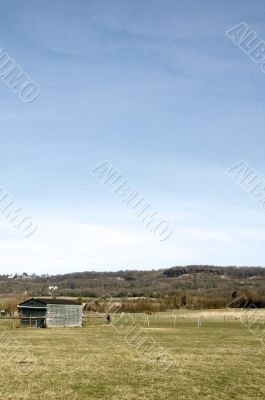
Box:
17 298 82 328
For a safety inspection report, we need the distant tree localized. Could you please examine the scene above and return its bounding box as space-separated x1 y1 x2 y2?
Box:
181 295 187 307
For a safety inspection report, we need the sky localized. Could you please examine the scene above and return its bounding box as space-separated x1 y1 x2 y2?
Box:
0 0 265 274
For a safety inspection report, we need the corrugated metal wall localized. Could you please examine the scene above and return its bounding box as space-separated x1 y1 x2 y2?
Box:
46 304 82 327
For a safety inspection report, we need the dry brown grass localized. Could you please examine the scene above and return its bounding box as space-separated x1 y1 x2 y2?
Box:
0 313 265 399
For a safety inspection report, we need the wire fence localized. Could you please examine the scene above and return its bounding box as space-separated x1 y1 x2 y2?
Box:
83 309 265 329
1 309 265 330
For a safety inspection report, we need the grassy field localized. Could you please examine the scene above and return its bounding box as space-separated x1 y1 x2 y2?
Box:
0 311 265 399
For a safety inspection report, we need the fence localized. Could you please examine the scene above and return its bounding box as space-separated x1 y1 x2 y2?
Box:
2 309 265 329
83 309 265 329
0 316 46 329
82 314 105 327
0 315 105 329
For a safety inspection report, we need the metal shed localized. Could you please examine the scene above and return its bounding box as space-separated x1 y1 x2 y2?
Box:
17 298 83 327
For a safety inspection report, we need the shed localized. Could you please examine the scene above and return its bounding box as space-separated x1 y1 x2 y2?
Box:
17 298 83 327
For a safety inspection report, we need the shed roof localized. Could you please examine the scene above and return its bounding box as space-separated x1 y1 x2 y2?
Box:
18 298 80 306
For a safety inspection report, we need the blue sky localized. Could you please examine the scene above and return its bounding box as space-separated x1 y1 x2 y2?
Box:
0 0 265 274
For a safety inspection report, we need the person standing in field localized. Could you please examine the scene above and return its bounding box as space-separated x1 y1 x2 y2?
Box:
106 314 111 324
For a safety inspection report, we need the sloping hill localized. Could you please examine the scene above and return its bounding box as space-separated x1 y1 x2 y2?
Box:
1 265 265 300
